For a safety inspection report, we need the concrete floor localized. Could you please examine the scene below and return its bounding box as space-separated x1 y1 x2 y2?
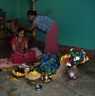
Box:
0 48 95 96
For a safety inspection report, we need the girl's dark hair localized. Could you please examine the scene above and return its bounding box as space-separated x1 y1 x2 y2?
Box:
17 27 24 33
17 27 26 36
27 10 37 16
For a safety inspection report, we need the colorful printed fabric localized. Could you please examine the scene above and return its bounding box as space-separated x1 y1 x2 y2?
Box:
10 37 36 64
33 16 54 32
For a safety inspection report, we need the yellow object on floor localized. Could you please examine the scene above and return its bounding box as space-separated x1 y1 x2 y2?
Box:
25 71 41 81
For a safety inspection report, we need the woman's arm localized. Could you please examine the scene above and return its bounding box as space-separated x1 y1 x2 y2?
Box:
23 38 29 57
12 44 24 57
32 28 37 40
24 38 29 51
24 24 37 41
24 24 36 31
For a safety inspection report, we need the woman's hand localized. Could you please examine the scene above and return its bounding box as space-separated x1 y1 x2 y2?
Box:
23 53 28 58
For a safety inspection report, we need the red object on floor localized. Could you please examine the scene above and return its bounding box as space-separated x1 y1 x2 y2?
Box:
11 50 36 64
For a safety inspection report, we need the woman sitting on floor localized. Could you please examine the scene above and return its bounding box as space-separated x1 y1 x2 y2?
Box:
10 27 36 64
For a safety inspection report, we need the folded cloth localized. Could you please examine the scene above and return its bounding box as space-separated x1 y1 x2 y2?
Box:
31 47 43 57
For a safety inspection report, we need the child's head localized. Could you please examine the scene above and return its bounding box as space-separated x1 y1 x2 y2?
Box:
27 10 37 21
17 27 25 38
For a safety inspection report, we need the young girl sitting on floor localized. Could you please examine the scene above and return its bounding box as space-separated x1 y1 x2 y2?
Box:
10 27 36 64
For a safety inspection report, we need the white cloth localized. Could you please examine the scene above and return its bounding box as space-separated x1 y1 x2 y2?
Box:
31 47 42 57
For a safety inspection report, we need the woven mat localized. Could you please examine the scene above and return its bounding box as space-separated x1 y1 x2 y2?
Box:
0 58 18 69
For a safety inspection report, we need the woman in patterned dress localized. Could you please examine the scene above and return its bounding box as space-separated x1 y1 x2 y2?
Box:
24 10 58 55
